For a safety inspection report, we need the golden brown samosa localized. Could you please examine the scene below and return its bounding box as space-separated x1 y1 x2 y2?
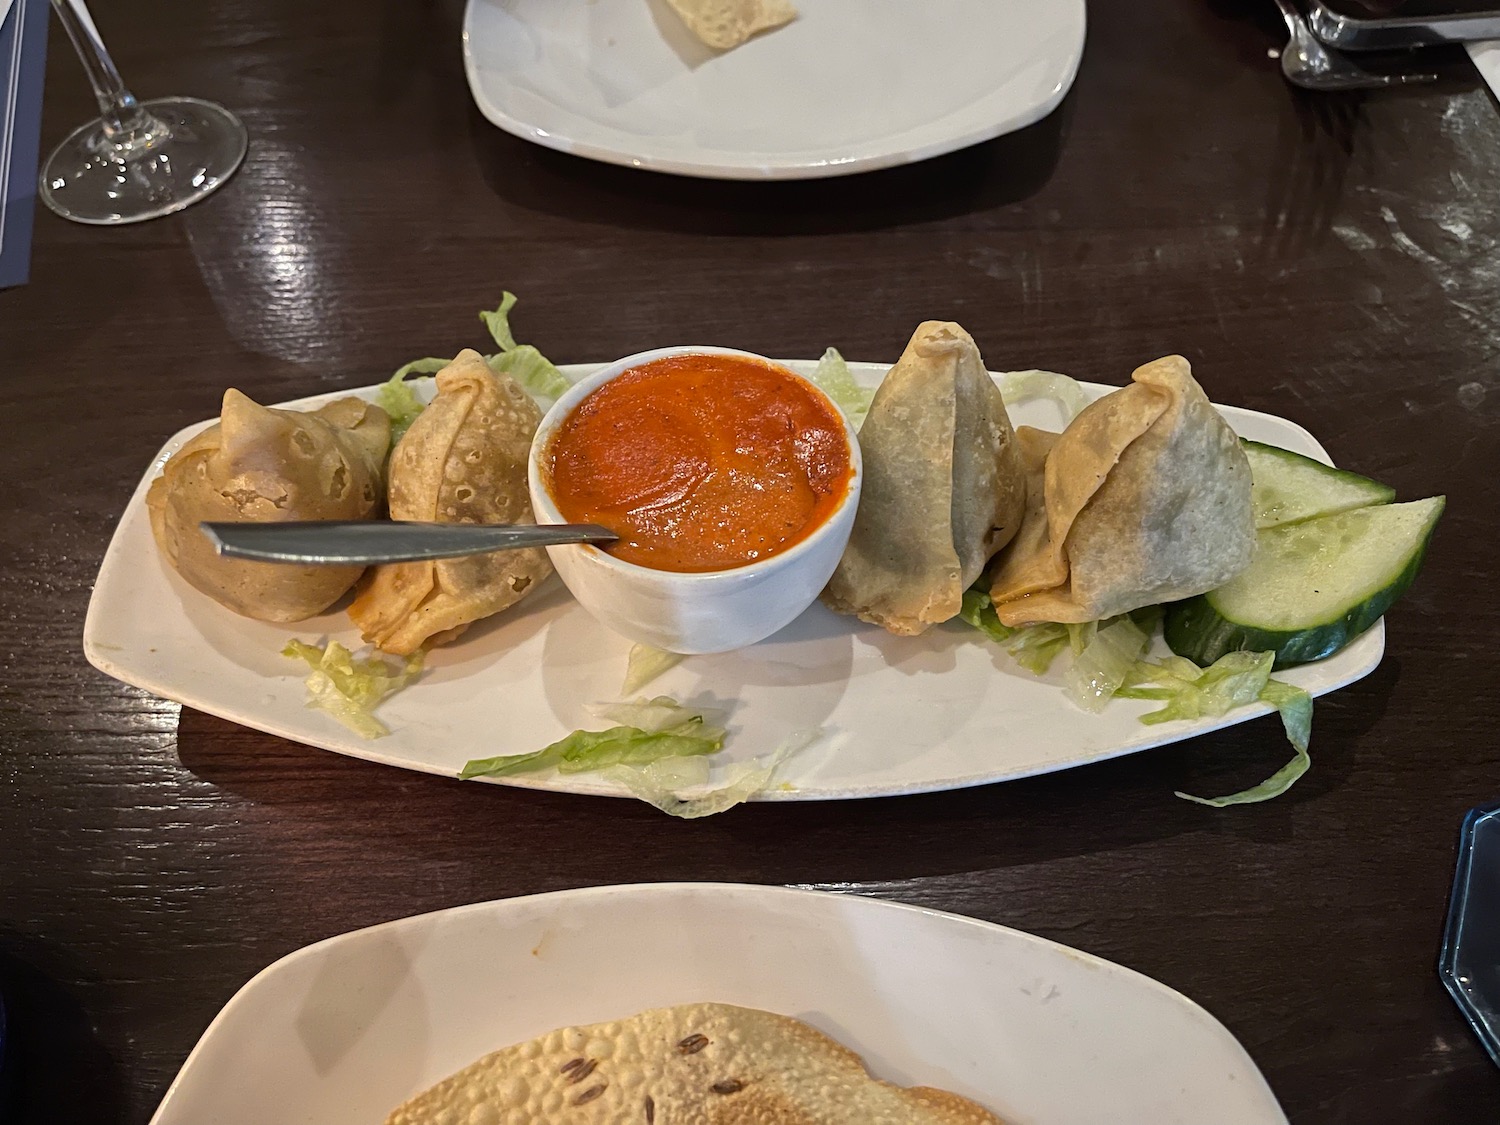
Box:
349 350 551 655
989 355 1254 626
822 321 1026 636
146 390 390 622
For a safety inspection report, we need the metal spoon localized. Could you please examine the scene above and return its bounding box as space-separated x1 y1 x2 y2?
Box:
1272 0 1436 90
201 521 618 566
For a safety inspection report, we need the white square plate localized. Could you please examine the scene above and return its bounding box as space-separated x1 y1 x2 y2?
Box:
83 361 1383 803
461 0 1086 179
147 884 1289 1125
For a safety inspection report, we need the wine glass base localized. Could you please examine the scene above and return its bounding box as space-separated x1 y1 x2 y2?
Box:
39 97 248 226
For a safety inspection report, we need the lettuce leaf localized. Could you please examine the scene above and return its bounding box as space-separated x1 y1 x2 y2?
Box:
997 369 1090 424
1007 623 1073 674
489 347 569 401
390 357 450 381
459 697 725 781
380 294 568 439
1261 677 1313 757
1118 651 1273 723
590 695 717 731
282 640 424 738
621 644 686 695
1064 614 1151 713
604 728 820 819
959 584 1316 805
1117 652 1315 806
957 586 1069 673
377 362 444 444
809 347 873 430
457 691 808 817
478 291 522 352
460 719 724 780
480 293 569 400
958 587 1014 643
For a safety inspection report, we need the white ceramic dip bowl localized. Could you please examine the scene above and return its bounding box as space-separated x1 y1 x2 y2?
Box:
527 345 862 655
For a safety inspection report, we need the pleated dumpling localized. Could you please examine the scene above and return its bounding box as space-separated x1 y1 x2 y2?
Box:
822 321 1026 636
146 390 390 622
349 350 552 655
988 355 1254 626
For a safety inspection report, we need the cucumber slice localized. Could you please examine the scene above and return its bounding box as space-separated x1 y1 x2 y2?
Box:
1165 496 1444 668
1244 439 1395 529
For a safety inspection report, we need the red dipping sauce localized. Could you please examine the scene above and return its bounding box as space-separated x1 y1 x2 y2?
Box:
544 353 854 573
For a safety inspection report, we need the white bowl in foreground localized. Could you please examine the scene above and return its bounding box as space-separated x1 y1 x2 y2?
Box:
146 884 1289 1125
527 346 862 654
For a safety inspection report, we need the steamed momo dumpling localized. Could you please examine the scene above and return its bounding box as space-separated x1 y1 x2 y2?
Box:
822 321 1026 636
146 390 390 622
988 355 1254 625
348 350 552 655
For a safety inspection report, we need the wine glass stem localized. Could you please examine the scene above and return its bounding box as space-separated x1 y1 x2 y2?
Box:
48 0 150 139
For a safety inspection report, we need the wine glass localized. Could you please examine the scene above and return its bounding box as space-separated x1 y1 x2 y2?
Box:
39 0 247 225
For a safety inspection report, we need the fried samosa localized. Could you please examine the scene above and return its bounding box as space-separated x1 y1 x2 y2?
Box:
988 355 1254 626
349 350 551 655
146 390 390 622
665 0 798 50
822 321 1026 636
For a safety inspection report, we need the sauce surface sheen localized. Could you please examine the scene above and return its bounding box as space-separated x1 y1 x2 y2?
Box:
546 354 853 572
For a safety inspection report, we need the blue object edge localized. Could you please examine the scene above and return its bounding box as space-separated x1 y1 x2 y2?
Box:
0 0 50 289
1439 801 1500 1069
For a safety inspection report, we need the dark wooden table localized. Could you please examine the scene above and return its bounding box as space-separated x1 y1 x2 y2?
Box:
4 0 1499 1121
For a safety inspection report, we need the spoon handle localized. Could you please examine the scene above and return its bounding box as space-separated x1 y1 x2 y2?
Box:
200 521 618 565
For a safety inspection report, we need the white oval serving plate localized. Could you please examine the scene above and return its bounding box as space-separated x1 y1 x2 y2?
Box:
461 0 1087 179
84 360 1383 803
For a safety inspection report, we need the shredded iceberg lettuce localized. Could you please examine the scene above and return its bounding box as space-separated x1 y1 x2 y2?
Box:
1064 614 1151 713
1260 677 1313 758
590 695 717 731
1118 651 1274 723
621 645 687 695
959 587 1313 804
478 291 523 352
958 587 1014 643
1116 652 1315 806
458 693 814 817
997 369 1090 424
957 586 1070 673
1008 623 1073 674
490 346 569 401
604 728 819 819
460 716 724 781
377 363 443 444
379 294 569 439
480 292 570 400
809 347 873 430
282 640 424 738
459 696 725 781
390 357 449 381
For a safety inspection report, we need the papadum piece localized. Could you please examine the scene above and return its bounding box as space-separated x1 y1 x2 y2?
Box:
989 355 1254 626
147 390 390 623
664 0 797 50
823 321 1025 636
349 350 551 655
386 1002 1005 1125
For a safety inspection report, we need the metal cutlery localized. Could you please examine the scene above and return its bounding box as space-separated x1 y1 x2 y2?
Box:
1272 0 1438 90
201 521 618 566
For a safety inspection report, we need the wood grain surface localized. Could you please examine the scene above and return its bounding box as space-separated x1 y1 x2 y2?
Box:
2 0 1498 1121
